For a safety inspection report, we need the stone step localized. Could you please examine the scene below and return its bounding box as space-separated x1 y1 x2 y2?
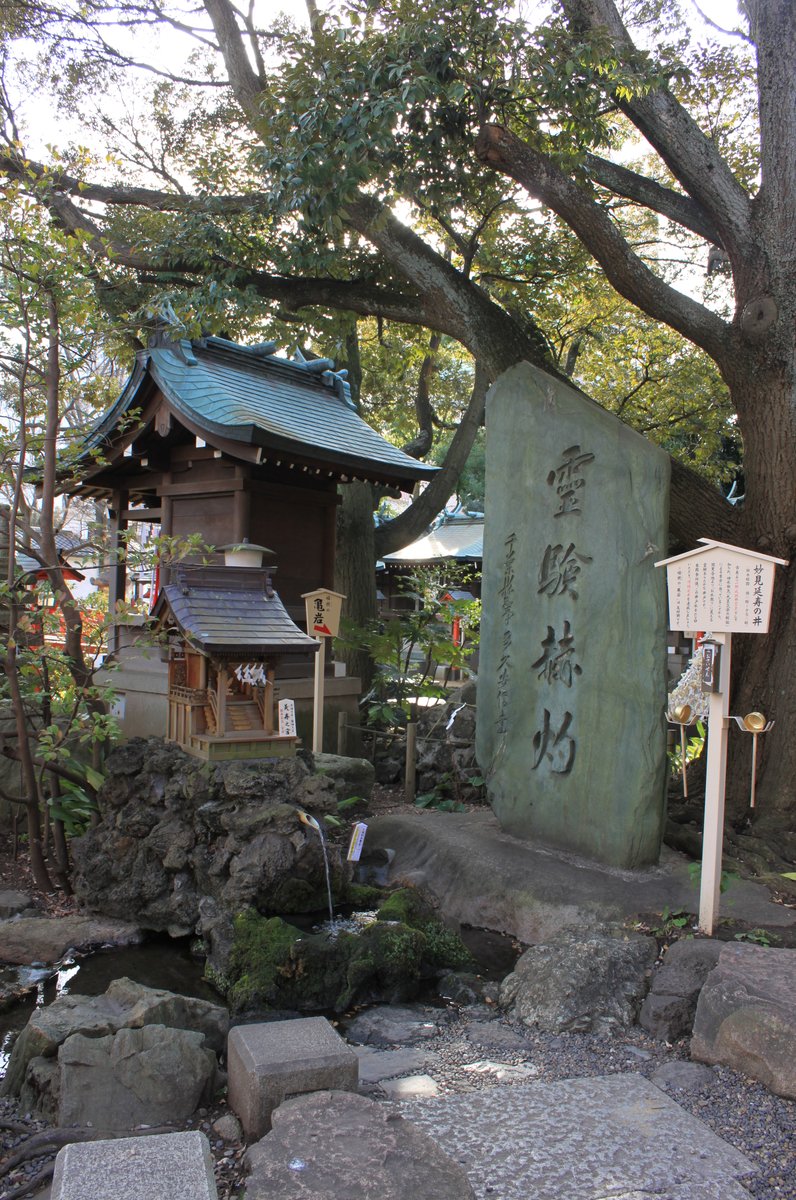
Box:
51 1130 217 1200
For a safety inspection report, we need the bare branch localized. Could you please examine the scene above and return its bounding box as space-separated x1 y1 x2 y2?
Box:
584 154 721 245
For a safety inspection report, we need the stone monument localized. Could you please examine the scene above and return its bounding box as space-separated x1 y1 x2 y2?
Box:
476 362 669 867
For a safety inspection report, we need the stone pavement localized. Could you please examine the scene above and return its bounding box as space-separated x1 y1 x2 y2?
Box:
365 810 795 943
401 1074 756 1200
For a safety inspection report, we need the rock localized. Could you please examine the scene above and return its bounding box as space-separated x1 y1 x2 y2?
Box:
651 1061 716 1092
435 971 488 1006
311 753 375 802
639 938 722 1041
212 1112 243 1142
19 1056 60 1123
464 1020 530 1050
461 1060 539 1082
1 977 228 1100
691 943 796 1099
69 738 353 959
0 890 35 918
378 1074 440 1100
499 933 657 1034
103 977 229 1055
345 1004 453 1047
57 1025 217 1130
244 1090 477 1199
0 915 143 966
1 992 122 1097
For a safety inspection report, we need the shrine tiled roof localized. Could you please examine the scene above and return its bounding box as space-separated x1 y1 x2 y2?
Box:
153 565 319 657
86 335 436 486
382 516 484 564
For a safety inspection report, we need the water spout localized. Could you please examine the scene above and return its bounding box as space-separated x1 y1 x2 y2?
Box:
297 810 334 924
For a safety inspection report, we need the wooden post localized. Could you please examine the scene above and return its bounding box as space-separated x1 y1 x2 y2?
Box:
217 664 227 736
405 721 417 803
312 638 325 752
337 710 347 756
107 490 128 654
265 668 275 733
699 632 731 935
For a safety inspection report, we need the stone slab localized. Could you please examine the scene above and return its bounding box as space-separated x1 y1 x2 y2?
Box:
227 1016 358 1139
0 890 35 918
355 1047 433 1083
244 1090 476 1200
0 915 143 966
402 1074 755 1200
51 1130 217 1200
364 810 795 946
477 362 669 867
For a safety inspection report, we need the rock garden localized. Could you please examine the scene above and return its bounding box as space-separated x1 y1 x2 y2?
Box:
0 732 794 1200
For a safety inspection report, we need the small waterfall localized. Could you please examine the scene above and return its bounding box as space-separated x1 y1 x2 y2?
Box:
297 810 334 924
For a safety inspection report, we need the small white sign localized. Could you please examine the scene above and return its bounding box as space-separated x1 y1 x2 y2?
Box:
346 822 368 862
110 694 126 720
278 698 297 737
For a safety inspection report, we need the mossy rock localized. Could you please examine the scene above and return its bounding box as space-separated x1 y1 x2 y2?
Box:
224 904 468 1015
340 882 387 909
377 886 473 971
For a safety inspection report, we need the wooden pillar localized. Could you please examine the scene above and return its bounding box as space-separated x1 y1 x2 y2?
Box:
217 664 227 735
159 472 173 585
107 490 128 653
233 469 251 543
323 496 338 588
264 668 275 733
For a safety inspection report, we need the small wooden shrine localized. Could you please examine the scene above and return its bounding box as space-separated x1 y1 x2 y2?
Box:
58 331 436 748
152 544 318 760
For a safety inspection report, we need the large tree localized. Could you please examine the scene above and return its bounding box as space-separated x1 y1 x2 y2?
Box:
0 0 792 825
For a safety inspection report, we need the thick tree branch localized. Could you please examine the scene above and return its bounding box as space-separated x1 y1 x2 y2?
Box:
561 0 753 258
746 0 796 278
668 457 742 547
343 193 552 376
375 360 489 557
475 123 731 364
202 0 265 119
584 154 721 245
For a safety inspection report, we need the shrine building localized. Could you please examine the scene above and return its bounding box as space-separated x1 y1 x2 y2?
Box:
66 332 435 750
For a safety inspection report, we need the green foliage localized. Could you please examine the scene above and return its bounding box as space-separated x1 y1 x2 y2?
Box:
733 928 779 948
668 719 706 776
48 778 99 836
336 574 480 726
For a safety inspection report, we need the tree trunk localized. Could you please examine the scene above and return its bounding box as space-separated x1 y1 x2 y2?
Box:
334 481 377 692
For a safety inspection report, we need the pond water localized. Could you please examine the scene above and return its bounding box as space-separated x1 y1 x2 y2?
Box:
0 934 220 1075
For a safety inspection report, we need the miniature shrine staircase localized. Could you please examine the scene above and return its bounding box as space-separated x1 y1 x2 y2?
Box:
227 700 261 732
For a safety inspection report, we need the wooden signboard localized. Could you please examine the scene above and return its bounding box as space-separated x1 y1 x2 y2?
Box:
656 540 788 934
658 539 784 634
301 588 347 751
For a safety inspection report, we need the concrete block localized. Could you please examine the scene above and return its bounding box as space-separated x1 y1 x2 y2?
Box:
227 1016 358 1138
51 1130 217 1200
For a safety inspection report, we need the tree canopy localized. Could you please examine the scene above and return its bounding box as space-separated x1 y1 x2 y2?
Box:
2 0 796 817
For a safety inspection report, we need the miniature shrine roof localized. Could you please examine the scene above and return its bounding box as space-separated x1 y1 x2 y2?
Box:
153 565 320 658
382 516 484 565
82 335 437 489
